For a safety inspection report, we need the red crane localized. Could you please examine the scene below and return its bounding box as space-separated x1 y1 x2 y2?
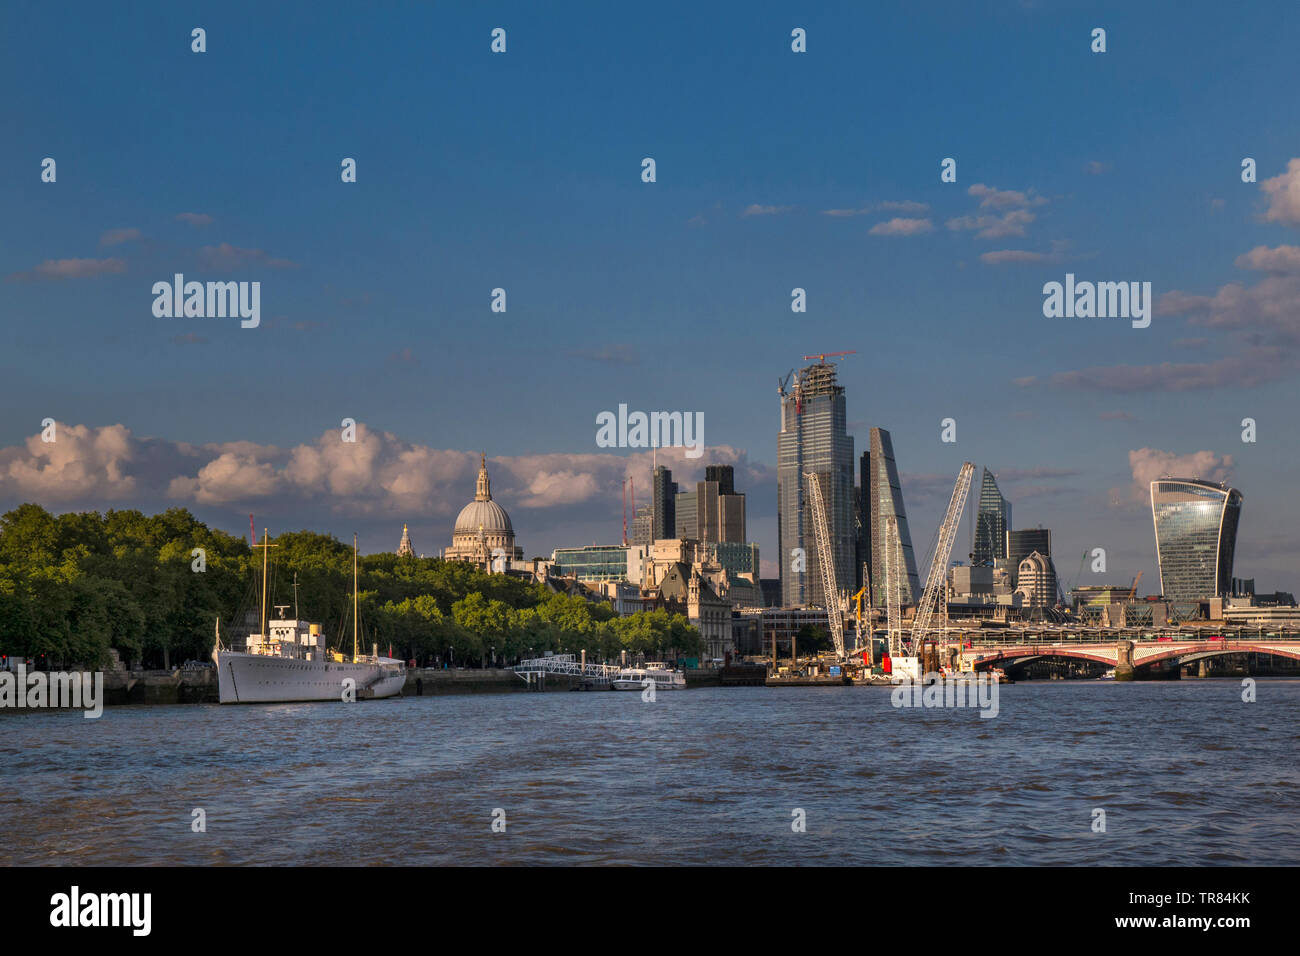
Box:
802 350 857 363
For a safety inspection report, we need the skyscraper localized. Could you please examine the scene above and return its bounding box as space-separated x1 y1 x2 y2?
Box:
675 465 747 544
675 490 698 539
651 465 676 541
705 464 735 495
777 361 855 607
867 427 920 606
972 468 1011 566
1150 478 1243 602
1007 527 1051 567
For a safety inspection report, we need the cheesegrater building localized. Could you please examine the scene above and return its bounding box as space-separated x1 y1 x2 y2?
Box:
1149 477 1243 602
866 427 921 606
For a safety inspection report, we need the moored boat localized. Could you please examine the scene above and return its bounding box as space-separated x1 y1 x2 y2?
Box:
611 663 686 691
213 530 405 704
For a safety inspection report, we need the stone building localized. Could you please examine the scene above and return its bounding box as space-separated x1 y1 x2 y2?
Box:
444 454 523 570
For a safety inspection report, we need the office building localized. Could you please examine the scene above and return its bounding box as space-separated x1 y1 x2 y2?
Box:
777 361 856 607
652 465 677 541
1150 478 1244 602
972 468 1011 566
551 545 631 581
675 489 698 539
1007 528 1051 566
866 427 920 606
676 464 747 545
1014 551 1058 608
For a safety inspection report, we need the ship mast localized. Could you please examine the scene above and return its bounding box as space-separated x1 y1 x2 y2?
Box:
352 533 359 663
260 528 269 640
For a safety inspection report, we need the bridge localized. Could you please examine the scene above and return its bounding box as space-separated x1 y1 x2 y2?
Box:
940 631 1300 675
512 654 623 687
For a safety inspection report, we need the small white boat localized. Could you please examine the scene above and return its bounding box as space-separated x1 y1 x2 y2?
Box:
1097 668 1117 681
611 663 686 691
940 666 1007 683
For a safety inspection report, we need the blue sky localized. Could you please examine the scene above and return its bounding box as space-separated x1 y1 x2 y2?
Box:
3 1 1300 592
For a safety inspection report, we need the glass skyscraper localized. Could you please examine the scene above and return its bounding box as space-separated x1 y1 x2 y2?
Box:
777 362 855 607
972 468 1011 566
1007 527 1051 567
1150 478 1243 602
867 427 920 606
651 465 676 541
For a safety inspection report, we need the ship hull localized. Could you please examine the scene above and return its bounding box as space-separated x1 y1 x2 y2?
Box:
610 677 686 691
215 651 405 704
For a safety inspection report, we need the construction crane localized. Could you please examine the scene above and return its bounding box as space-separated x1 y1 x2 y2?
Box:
850 585 870 663
883 520 904 660
1128 570 1143 602
621 477 631 546
849 550 875 663
1068 550 1088 598
802 350 857 363
804 470 846 660
909 462 976 655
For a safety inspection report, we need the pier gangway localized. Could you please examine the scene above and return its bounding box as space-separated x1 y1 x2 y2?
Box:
512 654 623 687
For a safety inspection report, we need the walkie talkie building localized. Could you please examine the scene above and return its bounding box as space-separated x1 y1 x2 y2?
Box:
1149 478 1243 602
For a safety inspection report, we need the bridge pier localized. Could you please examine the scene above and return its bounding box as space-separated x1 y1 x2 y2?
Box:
1114 640 1135 681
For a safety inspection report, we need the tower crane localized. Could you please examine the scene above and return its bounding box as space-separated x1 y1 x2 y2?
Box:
804 470 846 660
885 516 902 658
801 350 858 363
909 462 976 656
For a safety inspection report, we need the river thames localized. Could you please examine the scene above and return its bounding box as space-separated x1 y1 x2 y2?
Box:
4 680 1298 866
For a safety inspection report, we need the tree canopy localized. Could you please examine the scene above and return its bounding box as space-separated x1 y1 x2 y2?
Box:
0 504 702 669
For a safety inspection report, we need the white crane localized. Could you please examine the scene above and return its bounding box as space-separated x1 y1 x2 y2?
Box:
885 516 902 658
804 470 846 660
909 462 975 655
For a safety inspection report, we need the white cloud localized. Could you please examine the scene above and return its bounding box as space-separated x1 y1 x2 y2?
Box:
980 249 1047 265
869 217 933 236
967 183 1046 210
948 208 1037 239
0 423 139 501
6 258 128 281
823 200 928 217
1234 244 1300 275
199 243 298 269
1261 158 1300 226
100 228 142 247
1116 448 1234 507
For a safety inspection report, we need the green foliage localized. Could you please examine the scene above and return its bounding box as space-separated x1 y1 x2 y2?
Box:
795 623 832 654
0 504 703 670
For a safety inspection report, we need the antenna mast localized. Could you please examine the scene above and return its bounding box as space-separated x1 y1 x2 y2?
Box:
352 533 359 662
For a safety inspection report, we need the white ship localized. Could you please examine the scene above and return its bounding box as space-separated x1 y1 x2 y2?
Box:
611 663 687 691
213 530 405 704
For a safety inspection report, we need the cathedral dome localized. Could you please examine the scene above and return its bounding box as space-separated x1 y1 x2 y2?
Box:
454 498 513 536
444 453 521 569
